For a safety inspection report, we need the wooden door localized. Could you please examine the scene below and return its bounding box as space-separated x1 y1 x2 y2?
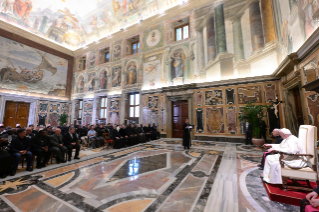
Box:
292 87 304 127
3 101 30 128
172 100 188 138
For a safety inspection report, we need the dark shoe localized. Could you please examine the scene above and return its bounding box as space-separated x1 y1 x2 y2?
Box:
258 167 264 170
68 158 71 161
61 160 67 163
36 166 42 169
56 160 61 164
260 175 264 179
74 157 80 160
10 171 16 176
41 164 46 168
0 174 8 178
26 167 33 172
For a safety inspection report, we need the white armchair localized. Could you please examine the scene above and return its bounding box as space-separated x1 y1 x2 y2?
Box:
279 125 318 191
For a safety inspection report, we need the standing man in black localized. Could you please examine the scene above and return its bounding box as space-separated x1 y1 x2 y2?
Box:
31 129 52 169
182 119 192 149
260 120 267 143
0 138 13 178
64 127 81 161
10 128 33 175
243 119 253 145
50 128 67 164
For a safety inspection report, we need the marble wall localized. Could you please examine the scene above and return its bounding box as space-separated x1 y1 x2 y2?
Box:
193 81 279 136
37 101 71 127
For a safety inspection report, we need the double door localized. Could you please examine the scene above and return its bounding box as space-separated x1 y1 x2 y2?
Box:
3 101 30 128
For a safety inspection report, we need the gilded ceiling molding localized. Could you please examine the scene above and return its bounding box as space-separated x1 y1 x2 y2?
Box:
0 20 74 57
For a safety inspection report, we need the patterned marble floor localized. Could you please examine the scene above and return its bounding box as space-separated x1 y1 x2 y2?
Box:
0 139 300 212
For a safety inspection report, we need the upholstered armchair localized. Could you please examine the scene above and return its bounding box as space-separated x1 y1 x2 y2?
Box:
278 125 318 191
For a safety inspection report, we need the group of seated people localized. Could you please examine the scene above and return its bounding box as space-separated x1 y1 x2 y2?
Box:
0 122 160 179
77 123 160 149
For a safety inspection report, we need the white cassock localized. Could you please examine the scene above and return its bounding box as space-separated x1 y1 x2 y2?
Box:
263 135 307 184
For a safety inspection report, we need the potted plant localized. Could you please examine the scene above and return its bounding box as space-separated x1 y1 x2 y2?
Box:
238 102 270 147
59 113 69 127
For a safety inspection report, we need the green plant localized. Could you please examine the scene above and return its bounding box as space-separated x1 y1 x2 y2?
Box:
59 113 69 127
238 102 270 138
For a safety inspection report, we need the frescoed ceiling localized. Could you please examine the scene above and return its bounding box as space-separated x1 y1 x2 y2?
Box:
0 0 186 50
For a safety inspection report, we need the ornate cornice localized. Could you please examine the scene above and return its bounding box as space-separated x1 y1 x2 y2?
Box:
0 20 74 56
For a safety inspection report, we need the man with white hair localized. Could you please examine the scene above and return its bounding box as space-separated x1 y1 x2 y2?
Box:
262 128 307 184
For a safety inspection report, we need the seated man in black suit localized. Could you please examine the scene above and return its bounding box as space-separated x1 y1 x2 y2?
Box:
119 125 131 146
126 124 139 145
0 138 13 178
10 128 33 175
64 127 80 161
25 127 35 139
111 125 125 149
31 129 52 169
50 128 67 164
257 128 283 170
136 124 146 143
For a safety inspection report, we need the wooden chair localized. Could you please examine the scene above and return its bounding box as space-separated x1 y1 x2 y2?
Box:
278 125 318 191
103 132 114 150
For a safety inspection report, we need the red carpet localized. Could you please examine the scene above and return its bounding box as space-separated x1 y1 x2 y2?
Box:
262 180 317 206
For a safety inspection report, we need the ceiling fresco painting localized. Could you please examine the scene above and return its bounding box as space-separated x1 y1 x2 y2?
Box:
0 0 185 50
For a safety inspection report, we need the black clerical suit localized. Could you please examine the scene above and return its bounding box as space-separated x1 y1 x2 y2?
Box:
119 128 133 146
111 128 125 149
243 121 253 145
136 126 146 143
143 126 151 141
50 134 68 163
0 139 13 178
63 132 80 160
31 135 52 168
126 127 139 145
259 135 283 169
10 136 32 171
182 123 191 149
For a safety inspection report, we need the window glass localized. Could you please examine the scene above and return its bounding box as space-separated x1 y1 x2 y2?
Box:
183 25 189 39
176 28 182 41
135 106 140 117
79 110 82 118
100 109 105 118
79 101 83 109
135 94 140 105
130 107 134 117
101 98 105 107
130 95 135 105
106 53 110 62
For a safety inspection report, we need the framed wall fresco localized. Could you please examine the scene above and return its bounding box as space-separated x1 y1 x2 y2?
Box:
38 113 47 126
126 61 138 86
238 86 262 103
148 96 159 108
195 91 203 106
84 102 93 113
226 106 237 134
49 113 60 126
143 24 164 51
61 104 69 114
205 90 223 105
225 88 235 105
264 84 277 103
113 41 122 61
0 35 72 98
110 100 120 111
112 66 122 87
206 107 224 133
39 103 48 113
49 104 60 113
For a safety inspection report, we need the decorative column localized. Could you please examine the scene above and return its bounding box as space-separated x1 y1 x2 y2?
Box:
260 0 276 44
207 16 217 61
196 29 205 72
28 101 38 127
232 18 245 61
92 96 98 123
249 1 264 51
39 16 48 33
215 4 227 54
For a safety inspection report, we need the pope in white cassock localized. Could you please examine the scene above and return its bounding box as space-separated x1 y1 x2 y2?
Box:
262 128 307 184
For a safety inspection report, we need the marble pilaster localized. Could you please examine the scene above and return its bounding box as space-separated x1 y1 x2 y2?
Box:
260 0 276 44
196 30 205 73
215 4 227 54
207 16 217 62
28 101 38 126
249 2 264 51
232 18 245 61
